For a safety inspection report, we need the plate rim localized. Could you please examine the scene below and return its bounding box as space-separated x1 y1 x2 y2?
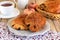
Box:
7 19 50 37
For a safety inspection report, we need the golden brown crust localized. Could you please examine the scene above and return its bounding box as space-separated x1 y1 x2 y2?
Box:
11 14 28 30
36 0 60 20
25 13 46 32
11 12 46 32
38 0 60 13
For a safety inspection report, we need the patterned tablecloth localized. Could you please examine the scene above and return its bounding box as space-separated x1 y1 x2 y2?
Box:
0 22 60 40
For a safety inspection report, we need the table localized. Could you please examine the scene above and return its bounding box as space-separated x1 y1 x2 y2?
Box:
0 22 59 40
0 0 60 40
0 0 60 33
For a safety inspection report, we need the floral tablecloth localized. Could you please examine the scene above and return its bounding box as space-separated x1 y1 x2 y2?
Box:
0 22 60 40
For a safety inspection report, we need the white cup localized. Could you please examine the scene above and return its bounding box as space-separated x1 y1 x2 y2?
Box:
14 0 28 9
0 1 15 15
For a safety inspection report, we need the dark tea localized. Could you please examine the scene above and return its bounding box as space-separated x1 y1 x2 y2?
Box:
1 3 12 7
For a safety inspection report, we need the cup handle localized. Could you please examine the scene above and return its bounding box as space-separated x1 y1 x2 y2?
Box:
14 0 17 3
13 0 18 8
0 7 1 14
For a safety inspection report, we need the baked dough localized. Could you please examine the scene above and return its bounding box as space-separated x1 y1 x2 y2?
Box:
40 0 60 13
25 12 46 32
11 14 28 30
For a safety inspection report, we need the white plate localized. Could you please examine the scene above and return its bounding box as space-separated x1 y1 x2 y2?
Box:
7 19 50 37
0 8 20 18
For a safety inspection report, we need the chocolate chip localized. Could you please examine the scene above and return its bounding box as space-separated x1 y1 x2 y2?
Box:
31 3 34 5
40 4 46 8
35 8 38 12
40 4 46 11
17 28 20 30
34 25 36 28
27 24 30 27
12 24 15 27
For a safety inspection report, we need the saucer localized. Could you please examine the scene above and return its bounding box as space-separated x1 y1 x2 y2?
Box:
0 8 20 18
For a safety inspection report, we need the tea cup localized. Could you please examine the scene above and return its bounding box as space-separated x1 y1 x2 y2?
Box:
0 1 15 15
